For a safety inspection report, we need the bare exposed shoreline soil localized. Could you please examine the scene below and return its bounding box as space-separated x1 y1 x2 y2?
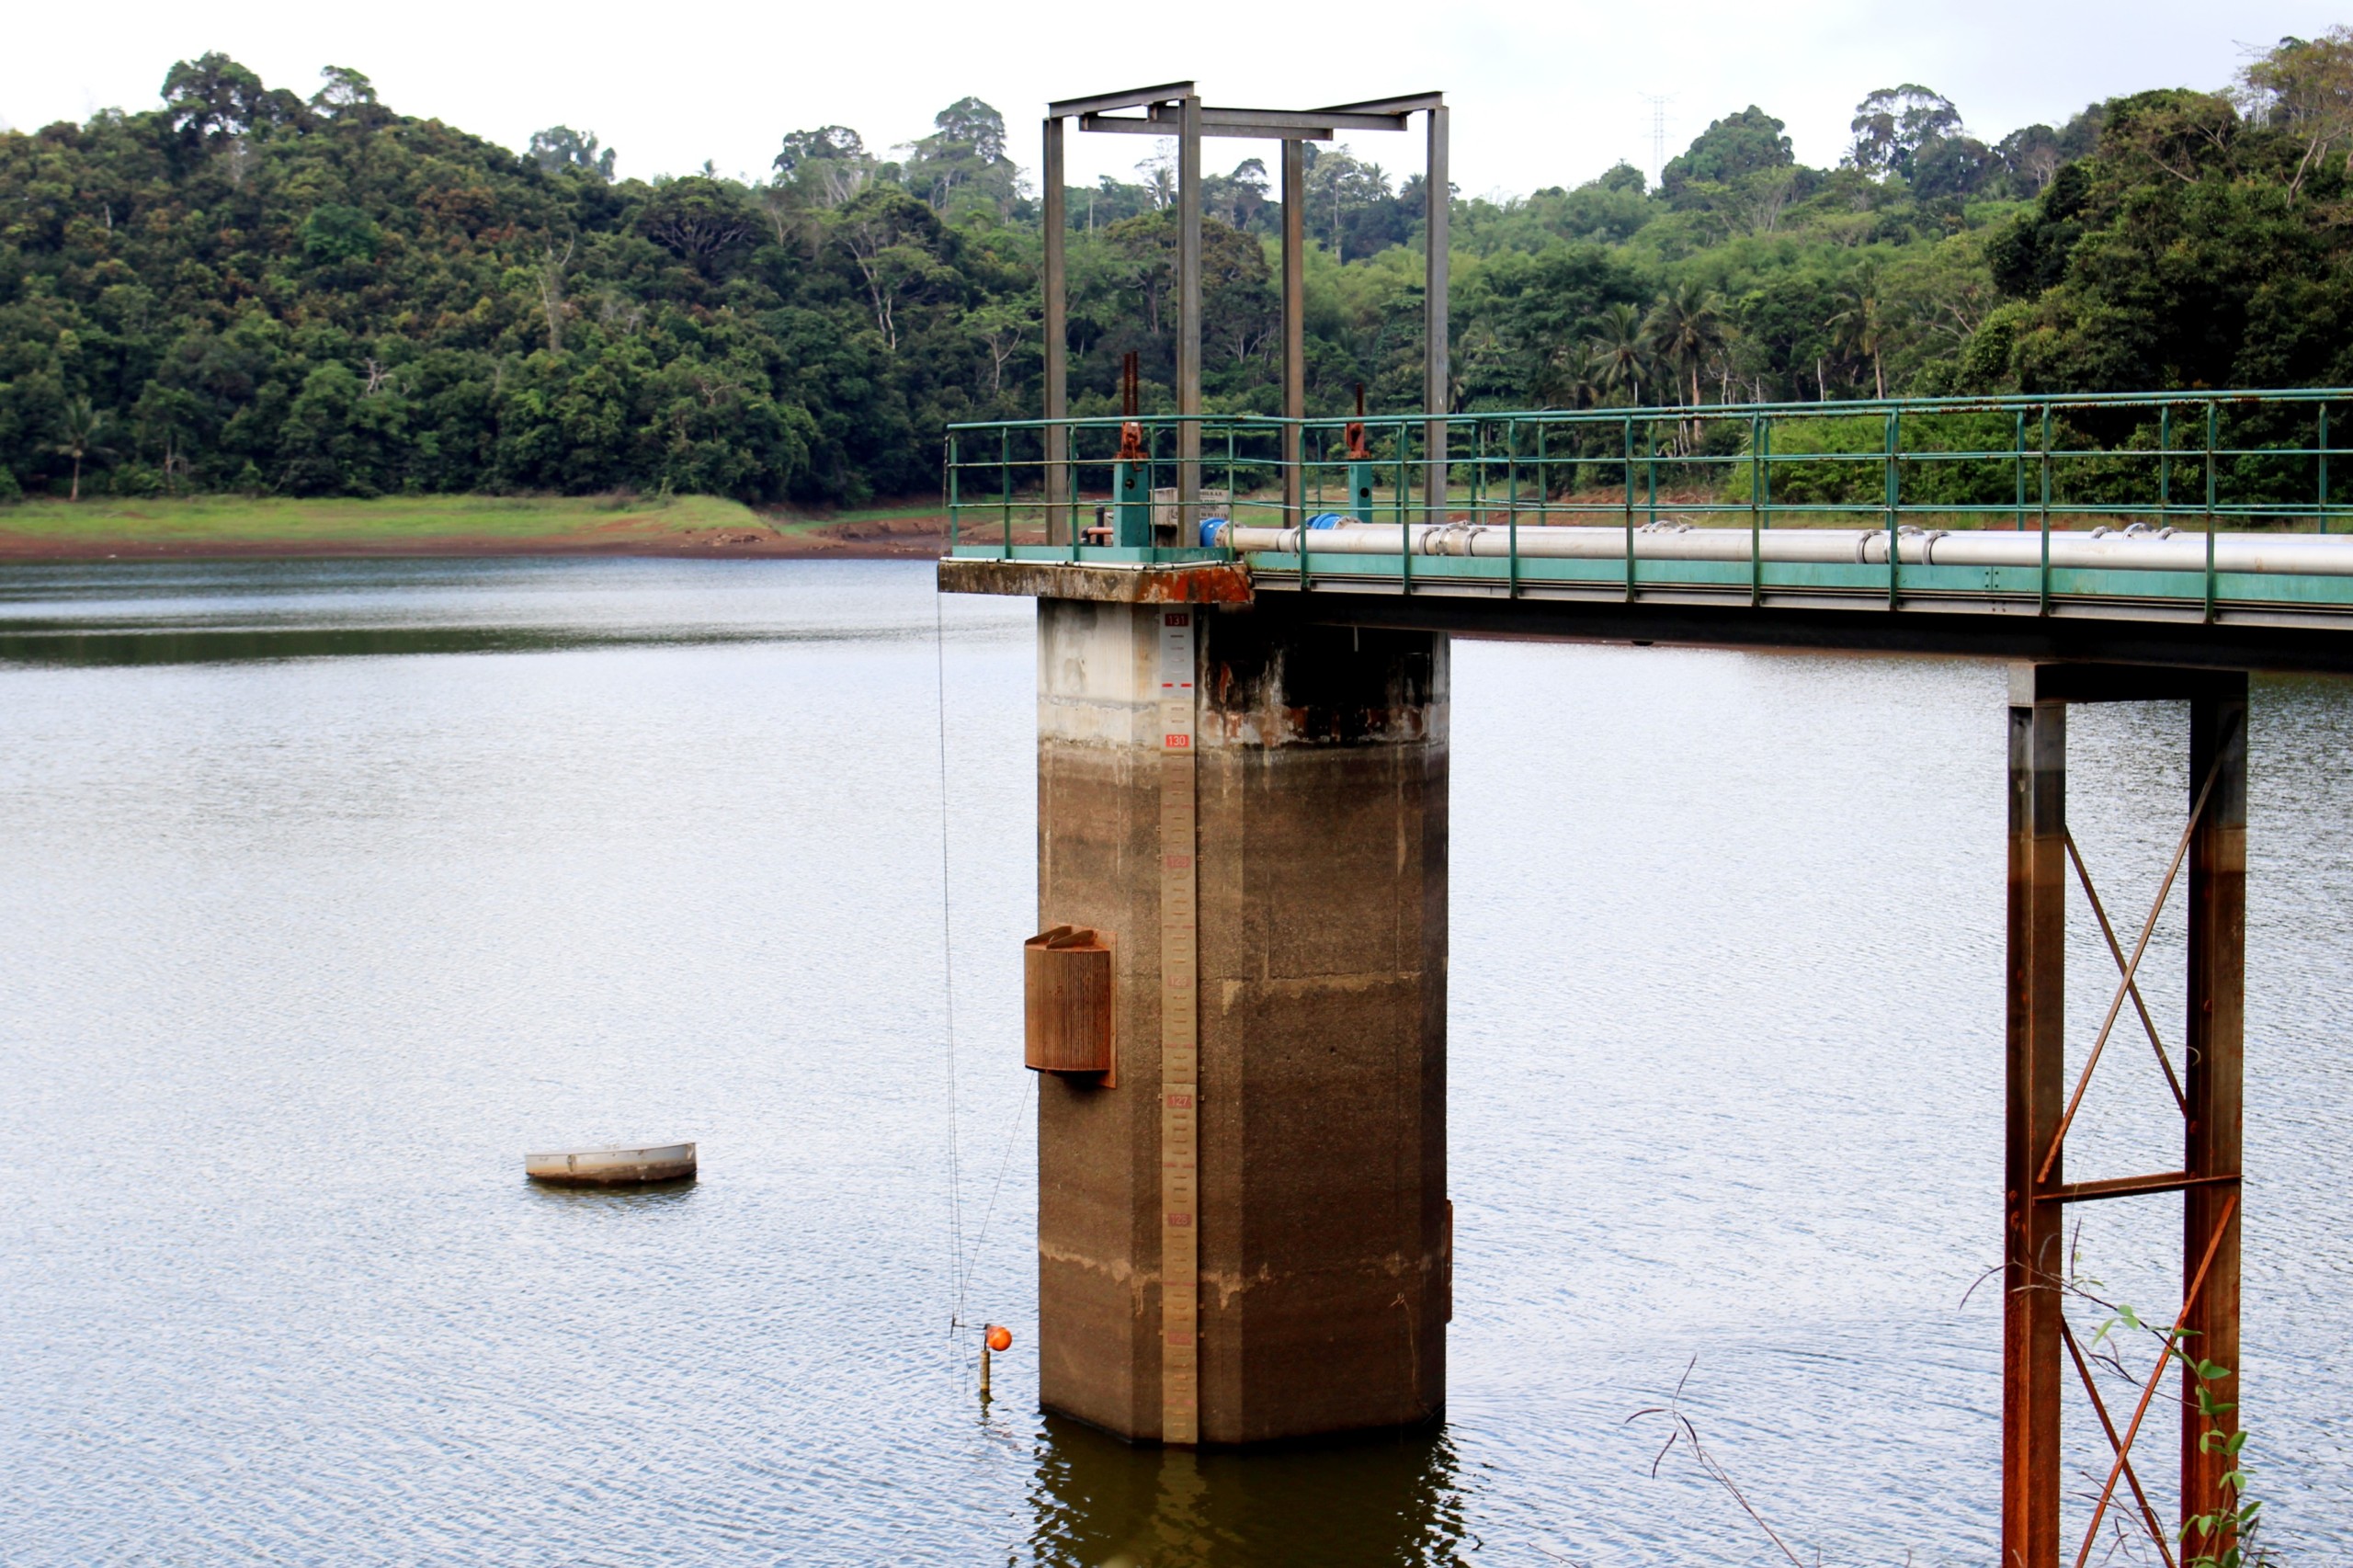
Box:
0 519 953 562
0 502 955 562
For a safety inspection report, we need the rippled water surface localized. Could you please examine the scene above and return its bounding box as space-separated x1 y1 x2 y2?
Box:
2 558 2347 1564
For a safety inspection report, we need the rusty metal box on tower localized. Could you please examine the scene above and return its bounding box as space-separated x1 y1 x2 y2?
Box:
1024 925 1112 1075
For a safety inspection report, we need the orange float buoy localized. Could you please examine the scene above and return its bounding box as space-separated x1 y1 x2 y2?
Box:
979 1324 1012 1399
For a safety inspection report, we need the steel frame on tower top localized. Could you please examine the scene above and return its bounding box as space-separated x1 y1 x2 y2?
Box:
1040 84 1449 544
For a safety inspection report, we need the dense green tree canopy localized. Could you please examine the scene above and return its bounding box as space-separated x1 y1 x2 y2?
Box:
2 39 2348 504
1975 70 2353 394
530 127 615 181
1660 107 1793 201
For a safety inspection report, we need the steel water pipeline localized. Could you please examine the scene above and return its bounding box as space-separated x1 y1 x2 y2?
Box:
1205 520 2353 576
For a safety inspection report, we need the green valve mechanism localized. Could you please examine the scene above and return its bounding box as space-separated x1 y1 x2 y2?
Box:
1112 450 1151 547
1111 350 1153 547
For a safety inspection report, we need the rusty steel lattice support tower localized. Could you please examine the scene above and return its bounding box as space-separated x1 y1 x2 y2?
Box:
2004 663 2246 1567
1040 86 1448 542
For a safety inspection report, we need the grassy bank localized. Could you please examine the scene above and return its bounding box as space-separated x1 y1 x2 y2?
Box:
0 494 952 560
0 494 753 545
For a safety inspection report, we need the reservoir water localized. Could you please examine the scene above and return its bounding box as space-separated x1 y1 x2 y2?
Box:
1 558 2346 1564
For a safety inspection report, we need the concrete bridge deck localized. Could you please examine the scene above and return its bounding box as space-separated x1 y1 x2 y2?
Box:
941 544 2353 674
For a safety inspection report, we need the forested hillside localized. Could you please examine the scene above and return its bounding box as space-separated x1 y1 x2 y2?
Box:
4 36 2351 504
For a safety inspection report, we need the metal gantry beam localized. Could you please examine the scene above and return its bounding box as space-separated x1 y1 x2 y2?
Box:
1047 81 1196 119
1191 106 1405 132
1314 90 1447 115
1176 94 1202 541
1040 116 1067 542
1281 139 1306 524
1424 105 1449 517
1082 111 1339 141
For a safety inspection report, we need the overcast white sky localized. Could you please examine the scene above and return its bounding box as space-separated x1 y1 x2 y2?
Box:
3 1 2344 198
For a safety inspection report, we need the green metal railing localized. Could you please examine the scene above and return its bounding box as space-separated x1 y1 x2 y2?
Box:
945 389 2353 622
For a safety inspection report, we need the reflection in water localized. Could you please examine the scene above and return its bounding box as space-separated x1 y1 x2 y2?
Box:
0 623 652 665
0 556 942 665
520 1177 700 1211
1026 1416 1467 1567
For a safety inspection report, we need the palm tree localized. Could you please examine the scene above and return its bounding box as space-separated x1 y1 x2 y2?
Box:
1540 340 1604 411
50 399 116 503
1452 320 1509 411
1587 301 1651 406
1827 261 1891 399
1642 282 1729 410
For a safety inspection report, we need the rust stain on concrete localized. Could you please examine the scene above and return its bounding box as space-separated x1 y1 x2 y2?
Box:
938 556 1255 605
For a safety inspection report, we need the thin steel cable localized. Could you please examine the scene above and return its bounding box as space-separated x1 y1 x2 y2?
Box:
960 1082 1033 1314
935 590 966 1352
